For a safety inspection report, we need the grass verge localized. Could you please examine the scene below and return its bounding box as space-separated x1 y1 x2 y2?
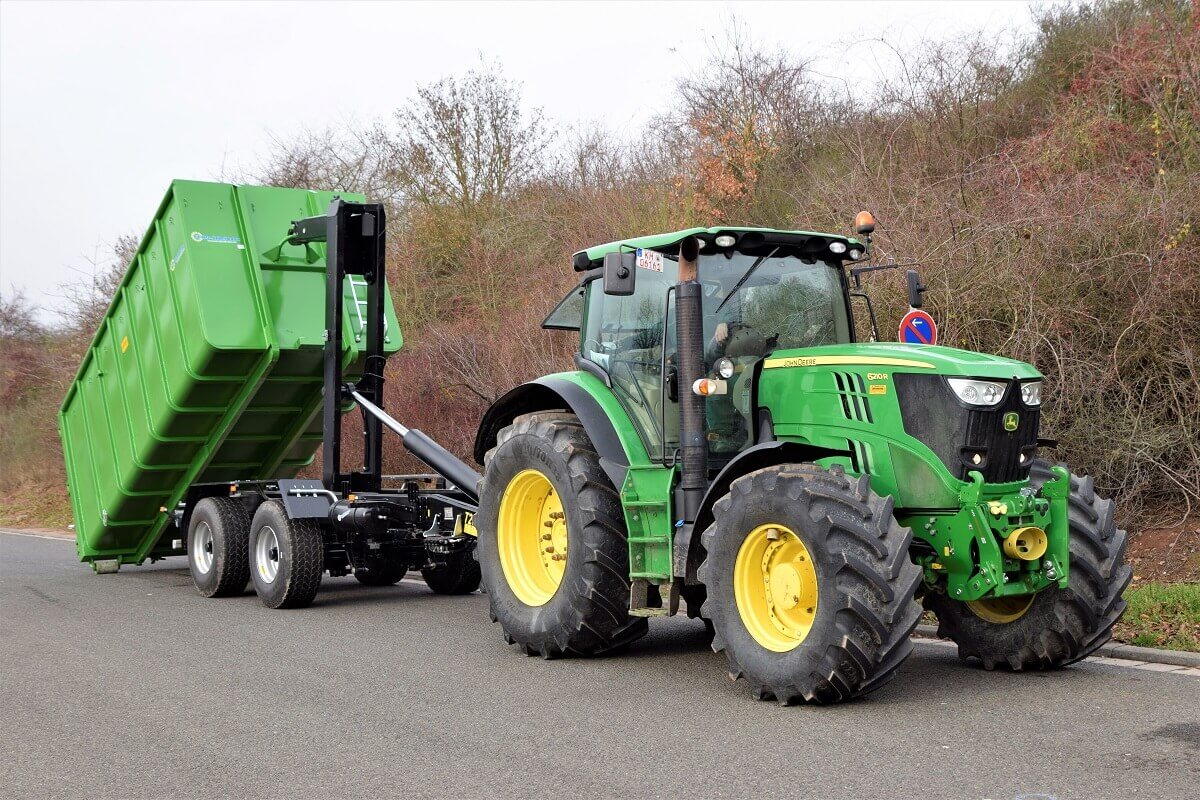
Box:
1113 583 1200 653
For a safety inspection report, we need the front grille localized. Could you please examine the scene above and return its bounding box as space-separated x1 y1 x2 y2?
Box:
894 374 1039 483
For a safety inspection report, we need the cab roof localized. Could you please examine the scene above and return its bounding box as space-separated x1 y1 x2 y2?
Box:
571 226 863 271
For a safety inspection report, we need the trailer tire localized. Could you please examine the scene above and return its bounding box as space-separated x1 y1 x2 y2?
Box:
477 412 648 657
248 500 325 609
923 461 1131 670
354 558 406 586
698 464 922 704
422 556 482 595
187 497 251 598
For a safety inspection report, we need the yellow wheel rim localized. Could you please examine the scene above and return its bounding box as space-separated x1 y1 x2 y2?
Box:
966 594 1035 624
733 524 819 652
497 469 568 607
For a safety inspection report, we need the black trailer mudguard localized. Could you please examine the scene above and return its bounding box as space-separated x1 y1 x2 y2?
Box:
474 376 630 490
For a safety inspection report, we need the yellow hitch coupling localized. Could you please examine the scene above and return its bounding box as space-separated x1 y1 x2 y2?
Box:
1003 526 1048 561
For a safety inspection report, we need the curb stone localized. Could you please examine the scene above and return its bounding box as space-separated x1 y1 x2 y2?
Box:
914 623 1200 668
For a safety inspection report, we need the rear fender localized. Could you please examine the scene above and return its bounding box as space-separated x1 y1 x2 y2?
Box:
474 371 651 489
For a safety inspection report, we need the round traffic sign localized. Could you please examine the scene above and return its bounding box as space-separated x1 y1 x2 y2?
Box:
898 309 937 345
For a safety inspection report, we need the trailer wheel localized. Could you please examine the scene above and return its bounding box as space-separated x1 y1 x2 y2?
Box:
354 558 407 586
477 412 648 657
923 461 1131 670
422 555 481 595
187 497 251 598
248 500 325 609
698 464 922 704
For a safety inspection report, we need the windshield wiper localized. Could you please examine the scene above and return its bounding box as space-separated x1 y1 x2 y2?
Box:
714 246 781 315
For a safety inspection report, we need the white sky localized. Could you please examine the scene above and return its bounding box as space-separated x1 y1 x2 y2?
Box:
0 0 1036 323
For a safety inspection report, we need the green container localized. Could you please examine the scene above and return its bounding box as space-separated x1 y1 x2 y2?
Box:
58 180 401 566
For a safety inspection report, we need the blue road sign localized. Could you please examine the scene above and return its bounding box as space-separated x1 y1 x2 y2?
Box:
898 309 937 345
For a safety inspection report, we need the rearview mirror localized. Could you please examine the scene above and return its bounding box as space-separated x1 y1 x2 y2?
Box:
603 251 636 296
906 269 926 309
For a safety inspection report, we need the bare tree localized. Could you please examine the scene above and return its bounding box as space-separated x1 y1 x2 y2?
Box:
382 62 552 212
53 234 137 338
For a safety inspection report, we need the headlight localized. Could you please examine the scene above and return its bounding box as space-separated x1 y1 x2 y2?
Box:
1020 380 1042 406
947 378 1007 407
715 357 735 379
829 241 847 254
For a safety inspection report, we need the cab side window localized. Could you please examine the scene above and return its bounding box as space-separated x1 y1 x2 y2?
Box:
582 255 679 460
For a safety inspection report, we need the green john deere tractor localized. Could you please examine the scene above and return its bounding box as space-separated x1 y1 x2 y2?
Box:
472 215 1131 704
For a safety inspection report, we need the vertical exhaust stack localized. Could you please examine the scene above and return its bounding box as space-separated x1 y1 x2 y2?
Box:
675 236 707 522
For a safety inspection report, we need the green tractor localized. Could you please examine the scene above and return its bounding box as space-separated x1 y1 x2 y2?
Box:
472 216 1131 704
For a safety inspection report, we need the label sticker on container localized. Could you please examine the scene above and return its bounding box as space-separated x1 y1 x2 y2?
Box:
635 248 663 272
190 231 242 245
120 336 129 353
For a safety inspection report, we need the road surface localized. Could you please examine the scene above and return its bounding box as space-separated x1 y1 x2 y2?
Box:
1 530 1197 800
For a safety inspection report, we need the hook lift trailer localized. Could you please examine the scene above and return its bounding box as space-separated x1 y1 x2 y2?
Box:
173 199 482 608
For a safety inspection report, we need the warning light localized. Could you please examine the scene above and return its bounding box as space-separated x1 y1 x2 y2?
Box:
691 378 728 396
853 211 876 236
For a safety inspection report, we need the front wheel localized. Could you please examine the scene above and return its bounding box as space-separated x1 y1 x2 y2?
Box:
698 464 922 704
248 500 325 609
923 462 1131 669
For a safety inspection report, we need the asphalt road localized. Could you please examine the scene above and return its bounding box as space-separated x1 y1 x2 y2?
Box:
2 531 1197 800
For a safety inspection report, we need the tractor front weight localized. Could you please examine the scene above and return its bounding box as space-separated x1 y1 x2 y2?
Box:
903 467 1071 602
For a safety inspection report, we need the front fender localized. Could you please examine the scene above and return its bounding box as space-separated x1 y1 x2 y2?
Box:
679 439 847 582
474 371 652 489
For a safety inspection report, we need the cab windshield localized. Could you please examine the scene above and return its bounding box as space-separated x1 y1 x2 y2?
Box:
697 252 851 364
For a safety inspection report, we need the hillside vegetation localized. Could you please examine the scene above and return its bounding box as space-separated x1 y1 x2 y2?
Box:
2 0 1197 529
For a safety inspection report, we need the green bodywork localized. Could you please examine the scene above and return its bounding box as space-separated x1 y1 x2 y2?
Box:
58 180 401 567
520 226 1071 608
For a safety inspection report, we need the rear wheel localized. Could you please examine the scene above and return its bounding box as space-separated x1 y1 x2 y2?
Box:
477 412 647 657
699 464 922 704
923 461 1131 669
187 497 251 598
248 500 325 609
422 555 482 595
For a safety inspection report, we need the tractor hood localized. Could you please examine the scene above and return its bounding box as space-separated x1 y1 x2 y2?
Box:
761 343 1042 380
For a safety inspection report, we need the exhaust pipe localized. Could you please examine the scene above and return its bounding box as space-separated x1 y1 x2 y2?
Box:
675 236 707 522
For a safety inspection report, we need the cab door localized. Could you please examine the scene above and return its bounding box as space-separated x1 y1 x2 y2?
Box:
580 256 679 462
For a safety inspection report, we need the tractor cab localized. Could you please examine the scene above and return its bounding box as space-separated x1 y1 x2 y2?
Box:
547 227 860 467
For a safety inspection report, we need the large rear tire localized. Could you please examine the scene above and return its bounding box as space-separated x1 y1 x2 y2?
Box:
698 464 922 704
248 500 325 609
923 461 1131 669
477 412 648 657
187 497 251 598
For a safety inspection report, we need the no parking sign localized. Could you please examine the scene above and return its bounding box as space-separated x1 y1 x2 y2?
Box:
898 309 937 345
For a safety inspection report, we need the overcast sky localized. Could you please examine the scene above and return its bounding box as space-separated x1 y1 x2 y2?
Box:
0 0 1035 323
